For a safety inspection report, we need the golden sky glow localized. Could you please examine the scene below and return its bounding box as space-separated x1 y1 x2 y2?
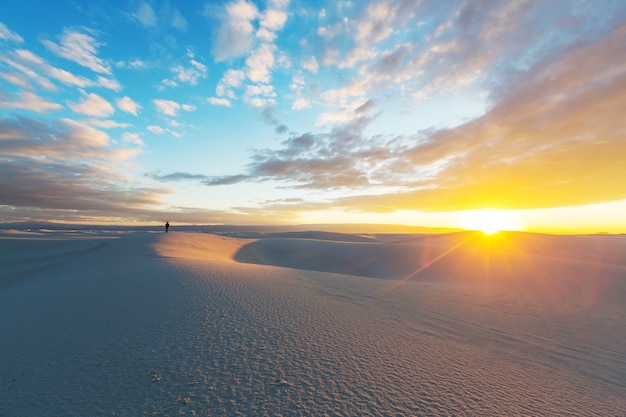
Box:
0 1 625 233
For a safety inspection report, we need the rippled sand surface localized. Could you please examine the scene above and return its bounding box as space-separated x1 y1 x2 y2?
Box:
1 230 625 416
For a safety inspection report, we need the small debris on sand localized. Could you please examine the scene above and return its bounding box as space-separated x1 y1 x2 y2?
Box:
150 371 161 382
275 378 289 386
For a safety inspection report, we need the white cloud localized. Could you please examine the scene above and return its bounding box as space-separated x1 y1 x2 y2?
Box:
228 1 259 25
256 2 288 42
116 59 147 69
153 99 195 116
60 118 111 148
191 59 206 71
292 97 310 110
159 79 178 90
277 51 291 69
117 96 141 115
145 124 183 138
97 76 122 91
9 48 41 64
134 2 157 27
84 119 131 128
0 22 23 43
168 5 188 31
46 66 90 88
355 1 395 43
260 9 288 31
244 96 275 108
216 69 245 98
42 28 111 74
316 98 369 126
213 0 259 61
317 22 344 40
67 93 115 117
153 99 179 116
246 43 275 83
321 78 368 103
322 48 340 66
269 0 290 8
290 73 310 110
159 52 208 88
147 125 165 134
2 53 58 91
246 84 275 97
244 83 276 107
302 56 319 73
256 27 276 42
121 132 144 145
171 60 207 85
341 46 376 68
0 72 31 89
207 97 232 107
8 49 121 91
0 90 62 113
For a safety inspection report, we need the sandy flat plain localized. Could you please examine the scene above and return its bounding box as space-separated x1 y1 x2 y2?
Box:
1 228 625 416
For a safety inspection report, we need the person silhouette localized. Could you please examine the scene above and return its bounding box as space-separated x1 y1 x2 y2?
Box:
165 221 170 233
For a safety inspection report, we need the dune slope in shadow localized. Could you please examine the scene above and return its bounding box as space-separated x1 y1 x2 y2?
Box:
234 231 626 307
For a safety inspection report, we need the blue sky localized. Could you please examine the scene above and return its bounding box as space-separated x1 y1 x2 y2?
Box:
1 0 625 231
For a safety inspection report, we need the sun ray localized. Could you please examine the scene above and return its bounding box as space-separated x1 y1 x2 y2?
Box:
379 232 477 296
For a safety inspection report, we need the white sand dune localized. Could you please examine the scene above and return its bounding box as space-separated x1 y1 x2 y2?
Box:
1 230 625 416
235 231 626 307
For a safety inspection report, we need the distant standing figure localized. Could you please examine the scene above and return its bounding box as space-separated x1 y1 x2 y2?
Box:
165 221 170 233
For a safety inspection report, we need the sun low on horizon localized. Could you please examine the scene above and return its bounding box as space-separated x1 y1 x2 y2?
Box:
0 0 625 233
460 210 525 235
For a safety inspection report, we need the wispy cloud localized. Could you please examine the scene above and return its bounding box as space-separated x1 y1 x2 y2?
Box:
132 1 188 31
121 132 144 146
147 125 165 134
42 28 111 75
161 1 188 31
116 58 147 70
96 76 121 91
0 22 23 43
153 99 195 116
133 2 157 27
165 49 207 87
147 171 251 186
0 87 62 113
83 119 131 129
2 49 120 91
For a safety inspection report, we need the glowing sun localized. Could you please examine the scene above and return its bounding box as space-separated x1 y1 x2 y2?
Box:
461 210 524 235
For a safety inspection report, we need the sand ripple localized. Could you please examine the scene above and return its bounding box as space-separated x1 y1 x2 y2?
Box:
1 231 625 416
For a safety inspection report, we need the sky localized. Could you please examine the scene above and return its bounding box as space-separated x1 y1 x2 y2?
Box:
1 0 625 233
